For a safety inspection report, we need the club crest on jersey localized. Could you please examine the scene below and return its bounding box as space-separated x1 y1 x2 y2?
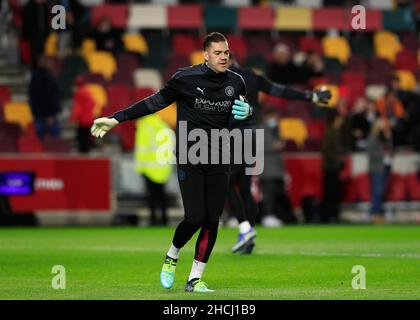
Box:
225 86 234 97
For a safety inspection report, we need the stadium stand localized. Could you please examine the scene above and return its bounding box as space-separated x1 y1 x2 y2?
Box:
1 0 419 223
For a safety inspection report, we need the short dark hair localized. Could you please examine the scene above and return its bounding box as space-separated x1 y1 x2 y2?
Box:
203 32 227 51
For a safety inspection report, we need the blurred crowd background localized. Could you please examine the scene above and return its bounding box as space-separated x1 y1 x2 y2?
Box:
0 0 419 226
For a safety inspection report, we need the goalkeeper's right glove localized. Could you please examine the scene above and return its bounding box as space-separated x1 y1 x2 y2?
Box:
90 117 119 138
312 87 332 104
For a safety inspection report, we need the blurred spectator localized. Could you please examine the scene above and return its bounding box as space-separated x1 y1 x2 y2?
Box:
367 118 393 224
22 0 50 66
349 97 372 151
29 54 61 139
376 88 408 147
134 114 174 226
267 44 324 85
91 16 123 54
70 76 95 153
259 109 294 227
391 75 420 151
320 110 345 223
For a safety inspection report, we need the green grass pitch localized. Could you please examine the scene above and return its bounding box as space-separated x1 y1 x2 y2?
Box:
0 225 419 300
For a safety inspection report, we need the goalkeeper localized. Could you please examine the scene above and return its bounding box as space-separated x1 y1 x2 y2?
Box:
91 32 252 293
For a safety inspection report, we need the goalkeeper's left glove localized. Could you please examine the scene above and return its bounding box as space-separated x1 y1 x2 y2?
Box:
232 96 252 120
312 87 332 104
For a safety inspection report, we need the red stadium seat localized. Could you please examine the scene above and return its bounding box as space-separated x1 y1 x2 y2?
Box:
346 54 369 75
238 7 274 30
353 174 371 202
172 34 200 57
225 34 248 64
246 34 273 58
299 36 323 55
386 173 406 201
90 5 128 28
118 121 136 151
18 134 44 153
168 5 203 29
43 136 72 153
395 49 418 73
341 71 366 106
306 120 326 141
313 8 347 31
0 85 11 107
80 73 107 86
400 32 419 51
131 87 154 102
103 84 131 116
367 57 393 85
405 173 420 201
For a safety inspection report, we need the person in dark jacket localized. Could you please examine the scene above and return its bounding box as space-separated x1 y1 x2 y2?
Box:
29 55 61 139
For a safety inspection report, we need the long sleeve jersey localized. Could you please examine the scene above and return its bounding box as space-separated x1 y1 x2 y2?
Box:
112 63 248 164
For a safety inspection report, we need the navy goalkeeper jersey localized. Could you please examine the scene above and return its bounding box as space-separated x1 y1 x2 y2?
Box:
112 63 248 164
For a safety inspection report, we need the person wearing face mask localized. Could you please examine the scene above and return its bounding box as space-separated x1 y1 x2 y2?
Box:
257 109 294 227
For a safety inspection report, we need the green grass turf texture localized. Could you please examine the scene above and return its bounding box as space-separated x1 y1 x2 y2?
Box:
0 225 419 300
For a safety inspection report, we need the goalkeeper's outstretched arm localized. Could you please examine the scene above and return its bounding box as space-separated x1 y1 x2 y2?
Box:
91 74 180 138
259 75 332 104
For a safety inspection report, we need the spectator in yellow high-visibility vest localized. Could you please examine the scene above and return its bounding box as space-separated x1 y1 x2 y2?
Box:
134 113 175 226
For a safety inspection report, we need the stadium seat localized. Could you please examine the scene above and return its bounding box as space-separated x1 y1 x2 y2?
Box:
353 174 371 202
374 31 402 63
386 173 406 201
400 32 419 52
18 129 44 153
85 84 107 117
245 34 272 58
190 51 204 65
3 102 33 130
346 54 369 75
299 36 323 55
274 7 312 31
44 32 58 57
285 101 312 120
405 173 420 201
167 5 203 29
296 0 322 8
80 38 96 55
103 84 131 116
127 4 167 29
84 51 117 81
279 118 308 148
238 7 274 30
43 136 72 153
133 68 162 92
225 34 248 64
313 8 347 30
90 4 128 28
261 95 288 114
0 135 18 152
364 0 394 10
322 35 350 65
383 8 416 32
0 122 22 141
80 73 106 85
117 52 140 73
306 120 326 142
172 34 200 57
204 4 237 31
342 71 366 105
131 87 154 102
395 70 417 90
365 84 387 100
122 33 149 55
117 120 136 151
0 85 11 107
395 49 418 73
367 57 393 85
